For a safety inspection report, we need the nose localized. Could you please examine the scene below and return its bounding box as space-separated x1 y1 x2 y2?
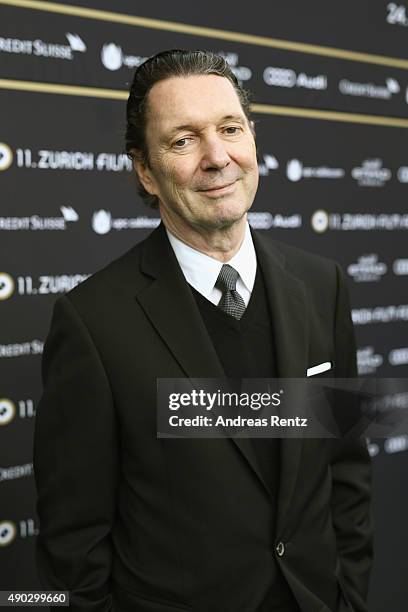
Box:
199 135 231 171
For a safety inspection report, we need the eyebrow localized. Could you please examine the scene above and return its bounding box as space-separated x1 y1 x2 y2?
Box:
164 114 247 139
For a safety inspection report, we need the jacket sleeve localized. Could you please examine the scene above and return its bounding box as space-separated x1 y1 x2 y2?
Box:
33 295 118 611
329 263 374 612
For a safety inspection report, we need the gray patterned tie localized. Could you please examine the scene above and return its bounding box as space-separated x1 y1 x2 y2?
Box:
215 264 246 320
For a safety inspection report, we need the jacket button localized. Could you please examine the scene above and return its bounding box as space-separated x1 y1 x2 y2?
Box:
276 541 285 557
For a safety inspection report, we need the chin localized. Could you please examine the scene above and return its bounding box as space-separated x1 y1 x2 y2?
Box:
197 208 247 231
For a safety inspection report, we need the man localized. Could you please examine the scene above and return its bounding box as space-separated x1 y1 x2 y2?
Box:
34 50 373 612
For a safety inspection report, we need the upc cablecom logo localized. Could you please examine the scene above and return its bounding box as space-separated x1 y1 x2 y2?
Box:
0 143 13 171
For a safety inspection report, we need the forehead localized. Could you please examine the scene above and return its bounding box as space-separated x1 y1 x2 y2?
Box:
146 74 246 132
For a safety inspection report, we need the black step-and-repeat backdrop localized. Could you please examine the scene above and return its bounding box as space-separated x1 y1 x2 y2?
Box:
1 1 407 609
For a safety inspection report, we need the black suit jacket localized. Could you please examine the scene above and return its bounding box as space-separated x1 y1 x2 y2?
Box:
34 223 373 612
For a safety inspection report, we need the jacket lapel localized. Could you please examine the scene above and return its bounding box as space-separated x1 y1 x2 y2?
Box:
135 224 267 492
135 223 310 532
252 231 309 536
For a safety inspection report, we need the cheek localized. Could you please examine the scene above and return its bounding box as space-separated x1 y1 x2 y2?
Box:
234 141 258 173
161 158 195 191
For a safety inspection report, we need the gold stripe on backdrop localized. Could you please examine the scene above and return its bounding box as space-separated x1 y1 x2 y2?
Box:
1 0 408 68
1 79 408 128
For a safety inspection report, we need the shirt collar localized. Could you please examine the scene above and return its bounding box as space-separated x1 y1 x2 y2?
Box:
166 222 257 299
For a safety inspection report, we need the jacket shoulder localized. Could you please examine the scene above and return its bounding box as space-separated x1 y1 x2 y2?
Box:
61 237 147 310
255 232 340 280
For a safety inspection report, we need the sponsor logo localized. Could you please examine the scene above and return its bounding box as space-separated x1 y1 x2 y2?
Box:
258 153 279 176
0 273 14 300
311 209 329 233
101 42 147 71
92 210 160 234
367 439 380 457
263 66 327 90
0 521 17 546
352 305 408 325
384 436 408 454
247 212 301 230
0 399 35 424
393 258 408 275
347 254 387 282
351 159 391 187
339 77 400 99
389 347 408 365
386 3 408 26
0 399 16 426
15 148 131 172
0 33 86 60
287 159 344 182
397 166 408 182
0 143 13 171
0 206 79 232
357 346 383 375
216 51 252 84
0 340 44 358
0 463 33 482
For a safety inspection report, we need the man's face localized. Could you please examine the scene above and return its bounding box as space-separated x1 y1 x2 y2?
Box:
135 74 259 232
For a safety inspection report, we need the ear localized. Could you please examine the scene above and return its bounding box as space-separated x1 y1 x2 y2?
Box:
130 149 158 196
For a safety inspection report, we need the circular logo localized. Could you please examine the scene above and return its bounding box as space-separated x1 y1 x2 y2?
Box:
311 210 329 233
0 143 13 171
0 521 17 546
0 273 15 300
397 166 408 183
92 210 112 234
286 159 303 182
101 43 122 71
0 399 16 426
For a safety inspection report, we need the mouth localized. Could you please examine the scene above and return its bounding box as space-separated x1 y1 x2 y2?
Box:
198 180 237 197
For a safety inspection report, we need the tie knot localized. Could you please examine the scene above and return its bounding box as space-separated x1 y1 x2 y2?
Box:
216 264 240 292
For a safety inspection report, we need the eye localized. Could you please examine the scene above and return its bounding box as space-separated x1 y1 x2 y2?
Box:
224 126 241 135
173 137 192 148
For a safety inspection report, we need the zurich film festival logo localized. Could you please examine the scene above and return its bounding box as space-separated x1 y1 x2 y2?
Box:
286 159 344 182
0 521 17 547
311 210 329 233
101 43 147 71
0 273 15 300
0 143 13 171
0 399 16 426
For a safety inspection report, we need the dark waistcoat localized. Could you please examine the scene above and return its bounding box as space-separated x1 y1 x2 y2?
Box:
190 265 300 611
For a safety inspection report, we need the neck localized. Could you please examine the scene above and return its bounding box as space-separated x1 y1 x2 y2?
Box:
160 211 247 262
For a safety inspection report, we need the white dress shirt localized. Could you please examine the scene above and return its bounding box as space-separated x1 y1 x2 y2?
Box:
166 222 257 307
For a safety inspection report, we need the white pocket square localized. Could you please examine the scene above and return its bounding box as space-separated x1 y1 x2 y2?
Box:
306 361 332 377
